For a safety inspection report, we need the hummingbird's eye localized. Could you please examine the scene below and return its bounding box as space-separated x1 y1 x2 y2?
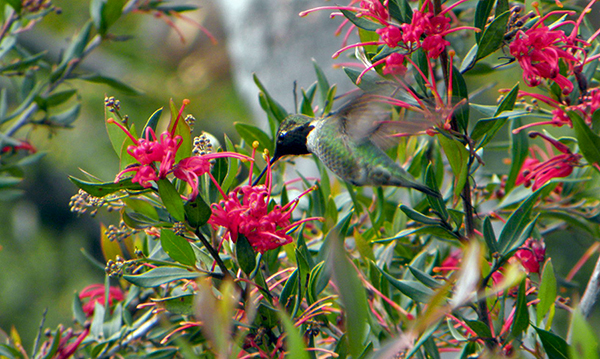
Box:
277 131 286 142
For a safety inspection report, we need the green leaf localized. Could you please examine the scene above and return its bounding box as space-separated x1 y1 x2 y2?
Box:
0 52 45 74
339 8 384 31
253 74 288 124
534 327 570 359
476 10 510 60
569 308 599 359
497 188 544 255
77 73 142 96
41 89 78 109
472 83 519 147
389 0 412 23
537 259 556 326
69 176 145 197
280 269 298 310
451 66 470 131
278 309 310 359
460 44 479 73
474 0 495 42
408 266 442 289
152 294 194 315
399 205 442 225
142 107 163 135
160 229 196 266
482 216 498 254
425 164 449 221
505 117 529 192
0 343 23 359
157 178 186 222
328 231 369 359
220 134 239 193
570 111 600 168
380 267 434 302
511 280 530 338
61 21 93 66
234 122 274 154
308 261 329 303
47 103 81 127
91 0 126 35
438 134 469 197
236 234 257 275
465 320 492 339
313 60 331 111
4 0 22 12
184 194 211 228
123 266 198 287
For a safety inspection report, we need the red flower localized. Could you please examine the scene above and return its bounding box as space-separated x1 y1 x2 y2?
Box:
108 100 252 200
44 326 90 359
79 284 124 316
517 132 581 190
108 119 182 188
173 152 252 200
515 238 545 274
382 52 406 75
509 26 577 94
208 146 319 253
376 25 402 47
360 0 388 21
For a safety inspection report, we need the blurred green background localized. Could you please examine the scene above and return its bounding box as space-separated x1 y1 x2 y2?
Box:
1 0 599 349
0 0 250 346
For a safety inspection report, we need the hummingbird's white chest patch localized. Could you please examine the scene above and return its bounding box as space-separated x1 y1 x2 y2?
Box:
305 120 323 153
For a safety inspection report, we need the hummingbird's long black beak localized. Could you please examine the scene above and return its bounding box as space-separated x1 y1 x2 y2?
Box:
252 156 279 186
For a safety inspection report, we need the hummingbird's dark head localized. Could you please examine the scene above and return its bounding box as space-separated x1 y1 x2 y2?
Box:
253 115 314 186
272 115 314 162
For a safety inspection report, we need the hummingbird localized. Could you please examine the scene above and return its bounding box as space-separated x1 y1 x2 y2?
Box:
254 94 439 197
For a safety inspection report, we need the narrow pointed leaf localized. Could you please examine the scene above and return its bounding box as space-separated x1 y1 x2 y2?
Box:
236 234 257 275
69 176 145 197
570 111 600 168
157 179 185 222
160 229 196 266
537 259 556 325
123 267 198 287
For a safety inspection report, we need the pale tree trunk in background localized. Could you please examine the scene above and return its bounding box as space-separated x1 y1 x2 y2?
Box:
213 0 355 127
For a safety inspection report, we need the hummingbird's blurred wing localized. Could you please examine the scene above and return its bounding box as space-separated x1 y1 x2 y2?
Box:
333 93 431 149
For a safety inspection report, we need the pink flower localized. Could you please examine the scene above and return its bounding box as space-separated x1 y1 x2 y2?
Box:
209 184 318 253
360 0 389 21
208 147 319 253
421 34 450 59
509 26 577 94
173 152 252 200
382 52 406 75
108 119 183 188
376 25 402 47
46 327 90 359
517 132 581 190
79 284 124 316
515 238 545 273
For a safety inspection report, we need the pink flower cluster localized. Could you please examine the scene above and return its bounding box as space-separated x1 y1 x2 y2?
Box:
109 101 251 200
302 0 476 78
515 132 581 191
509 26 577 94
79 283 124 316
208 147 319 253
508 1 600 94
515 238 546 274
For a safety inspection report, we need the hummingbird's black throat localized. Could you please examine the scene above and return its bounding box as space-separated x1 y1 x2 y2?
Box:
252 121 314 186
272 122 313 161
